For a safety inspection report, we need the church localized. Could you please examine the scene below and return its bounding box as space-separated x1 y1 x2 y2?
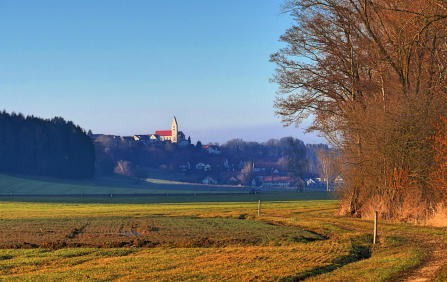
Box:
148 116 186 143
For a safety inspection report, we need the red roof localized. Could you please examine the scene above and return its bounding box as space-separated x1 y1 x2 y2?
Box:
155 130 172 136
264 176 293 182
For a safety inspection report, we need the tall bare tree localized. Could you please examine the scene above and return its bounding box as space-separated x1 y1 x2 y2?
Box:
317 150 337 192
272 0 447 220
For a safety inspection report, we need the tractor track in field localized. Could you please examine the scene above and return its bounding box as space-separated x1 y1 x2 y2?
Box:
308 219 447 281
389 237 447 282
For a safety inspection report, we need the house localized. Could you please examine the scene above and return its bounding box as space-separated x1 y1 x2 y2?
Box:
306 178 316 186
334 175 343 182
149 134 161 142
202 176 218 185
195 162 212 172
133 135 151 144
334 175 344 186
263 176 294 188
204 145 221 154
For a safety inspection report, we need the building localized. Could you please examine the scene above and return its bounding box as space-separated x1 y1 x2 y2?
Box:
306 178 317 186
203 145 221 154
196 162 212 171
90 116 190 145
133 135 151 144
202 176 218 185
153 117 186 143
131 116 187 144
263 176 294 188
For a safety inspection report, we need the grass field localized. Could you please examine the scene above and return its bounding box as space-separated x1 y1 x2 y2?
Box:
0 174 445 280
0 174 249 195
0 194 446 281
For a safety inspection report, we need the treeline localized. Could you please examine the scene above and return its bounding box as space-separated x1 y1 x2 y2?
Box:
0 111 95 179
221 138 327 176
272 0 447 222
94 135 325 183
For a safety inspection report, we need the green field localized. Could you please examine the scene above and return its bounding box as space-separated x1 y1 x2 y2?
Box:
0 174 445 280
0 174 249 195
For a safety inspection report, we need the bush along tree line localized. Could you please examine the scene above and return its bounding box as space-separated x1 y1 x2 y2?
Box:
0 111 95 179
271 0 447 222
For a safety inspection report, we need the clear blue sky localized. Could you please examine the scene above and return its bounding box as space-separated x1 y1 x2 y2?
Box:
0 0 324 144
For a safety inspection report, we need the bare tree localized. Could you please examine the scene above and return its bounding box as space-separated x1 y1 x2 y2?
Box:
317 150 337 192
272 0 447 220
238 162 255 186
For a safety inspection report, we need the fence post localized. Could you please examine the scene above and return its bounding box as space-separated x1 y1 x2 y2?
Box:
373 211 378 244
258 200 261 216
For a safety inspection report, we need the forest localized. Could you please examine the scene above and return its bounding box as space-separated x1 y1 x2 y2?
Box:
0 112 95 179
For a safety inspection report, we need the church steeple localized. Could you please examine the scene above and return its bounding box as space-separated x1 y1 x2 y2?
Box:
171 116 178 143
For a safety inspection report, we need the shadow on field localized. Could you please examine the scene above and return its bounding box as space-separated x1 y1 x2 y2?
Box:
280 235 372 281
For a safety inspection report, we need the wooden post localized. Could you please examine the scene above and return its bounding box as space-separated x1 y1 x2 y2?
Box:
258 200 261 216
373 211 378 244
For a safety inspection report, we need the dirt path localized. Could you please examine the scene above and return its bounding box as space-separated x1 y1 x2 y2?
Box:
391 238 447 281
324 220 447 281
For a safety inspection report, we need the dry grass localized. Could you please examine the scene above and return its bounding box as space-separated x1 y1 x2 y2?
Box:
0 199 444 280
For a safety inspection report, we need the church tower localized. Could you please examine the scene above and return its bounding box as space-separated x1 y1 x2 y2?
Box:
171 116 178 143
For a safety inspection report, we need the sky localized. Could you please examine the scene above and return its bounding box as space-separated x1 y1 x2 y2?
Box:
0 0 325 144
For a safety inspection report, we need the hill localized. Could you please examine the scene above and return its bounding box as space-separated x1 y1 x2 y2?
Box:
0 112 94 179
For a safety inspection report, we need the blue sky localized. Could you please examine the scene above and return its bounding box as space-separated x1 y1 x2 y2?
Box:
0 0 324 144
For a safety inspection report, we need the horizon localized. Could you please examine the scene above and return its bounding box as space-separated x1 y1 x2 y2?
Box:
95 121 326 145
0 0 324 144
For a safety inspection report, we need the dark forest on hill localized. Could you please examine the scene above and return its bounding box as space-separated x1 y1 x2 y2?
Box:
0 111 95 179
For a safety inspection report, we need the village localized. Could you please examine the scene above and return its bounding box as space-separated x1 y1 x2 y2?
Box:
89 117 339 190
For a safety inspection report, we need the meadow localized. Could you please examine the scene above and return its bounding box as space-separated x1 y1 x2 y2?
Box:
0 174 248 195
0 175 446 280
0 197 446 281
